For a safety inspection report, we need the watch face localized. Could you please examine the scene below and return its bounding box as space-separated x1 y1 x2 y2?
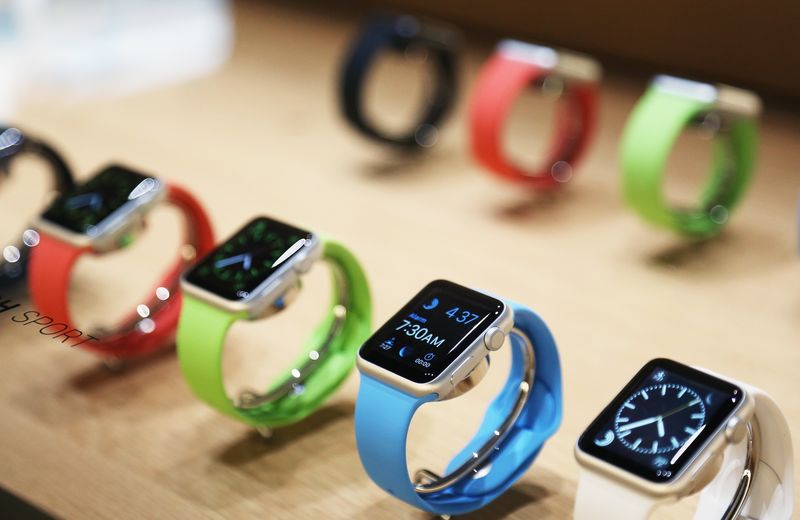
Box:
184 216 314 301
359 279 504 384
578 358 743 483
41 165 158 235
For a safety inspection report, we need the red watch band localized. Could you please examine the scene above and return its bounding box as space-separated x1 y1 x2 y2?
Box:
28 183 214 359
469 53 598 190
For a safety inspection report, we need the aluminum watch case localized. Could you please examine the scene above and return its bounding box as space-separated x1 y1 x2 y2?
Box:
575 371 756 500
180 231 323 321
357 288 514 400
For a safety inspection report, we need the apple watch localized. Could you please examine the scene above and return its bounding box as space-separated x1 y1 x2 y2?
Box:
177 216 371 431
621 75 761 237
28 164 215 359
469 40 600 190
339 14 460 149
575 358 794 519
0 126 74 286
355 280 562 516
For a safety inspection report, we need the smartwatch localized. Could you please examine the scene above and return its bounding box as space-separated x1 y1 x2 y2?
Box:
469 40 600 190
28 164 215 359
339 14 460 149
575 358 794 519
355 279 562 516
0 126 74 286
177 216 371 431
621 75 761 237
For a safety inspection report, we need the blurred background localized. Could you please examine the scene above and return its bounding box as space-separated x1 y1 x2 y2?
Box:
0 0 233 118
353 0 800 105
1 0 798 118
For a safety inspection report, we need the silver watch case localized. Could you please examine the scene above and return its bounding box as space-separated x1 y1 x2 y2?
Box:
497 39 602 85
34 177 166 254
357 288 514 400
575 372 756 499
652 75 762 120
181 231 323 321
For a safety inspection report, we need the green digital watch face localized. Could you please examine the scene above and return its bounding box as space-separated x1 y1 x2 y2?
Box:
185 216 314 301
41 165 157 235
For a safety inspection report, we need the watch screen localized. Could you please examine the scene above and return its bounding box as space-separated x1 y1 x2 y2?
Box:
41 165 157 235
578 358 743 483
184 216 313 301
359 280 504 384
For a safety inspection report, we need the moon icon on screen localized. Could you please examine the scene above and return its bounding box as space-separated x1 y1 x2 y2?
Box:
595 430 614 447
423 298 439 310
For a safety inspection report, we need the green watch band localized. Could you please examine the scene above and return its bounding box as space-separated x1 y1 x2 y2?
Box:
621 82 758 237
177 239 371 428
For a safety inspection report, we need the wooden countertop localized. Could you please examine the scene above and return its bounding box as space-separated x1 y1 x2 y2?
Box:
1 1 798 518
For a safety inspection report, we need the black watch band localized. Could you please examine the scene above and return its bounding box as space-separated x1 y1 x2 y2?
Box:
339 15 460 149
0 126 74 287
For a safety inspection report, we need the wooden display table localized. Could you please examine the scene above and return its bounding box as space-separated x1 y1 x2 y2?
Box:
1 1 798 518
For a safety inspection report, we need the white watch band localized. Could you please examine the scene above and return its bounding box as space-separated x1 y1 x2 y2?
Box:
575 384 794 520
695 385 794 520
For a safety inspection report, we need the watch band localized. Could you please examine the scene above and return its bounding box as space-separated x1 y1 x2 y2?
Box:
574 382 794 519
339 15 458 148
177 239 371 428
354 303 562 516
0 127 74 287
27 183 215 358
0 128 74 192
695 384 794 520
469 47 598 190
621 85 758 237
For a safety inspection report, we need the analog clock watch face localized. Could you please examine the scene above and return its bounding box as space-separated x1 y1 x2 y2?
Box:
578 358 742 483
185 216 314 301
41 165 158 235
613 383 706 457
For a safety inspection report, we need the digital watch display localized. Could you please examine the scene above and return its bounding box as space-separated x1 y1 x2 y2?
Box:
359 280 504 383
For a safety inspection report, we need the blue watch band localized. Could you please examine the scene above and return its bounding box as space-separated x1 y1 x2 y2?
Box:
355 302 562 516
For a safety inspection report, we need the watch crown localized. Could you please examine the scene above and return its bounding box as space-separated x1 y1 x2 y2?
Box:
725 416 746 444
483 327 505 351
